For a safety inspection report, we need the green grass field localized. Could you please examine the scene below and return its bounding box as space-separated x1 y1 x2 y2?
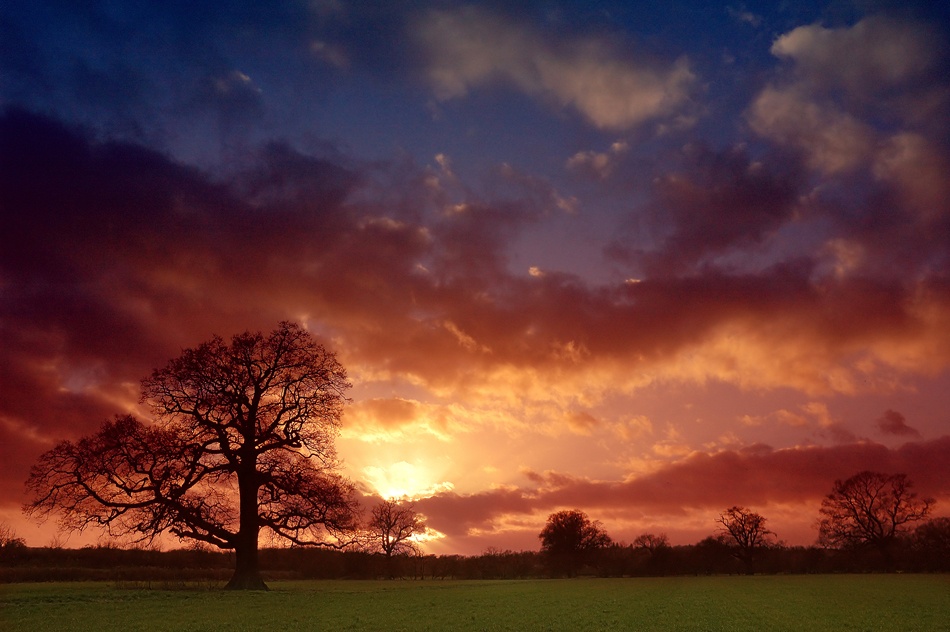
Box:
1 575 948 631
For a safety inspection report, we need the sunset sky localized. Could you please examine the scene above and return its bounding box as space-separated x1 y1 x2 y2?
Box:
2 1 949 555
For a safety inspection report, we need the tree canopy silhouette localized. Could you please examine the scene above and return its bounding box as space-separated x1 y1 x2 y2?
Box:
716 506 775 574
25 322 358 590
366 498 424 560
538 509 611 576
817 471 933 564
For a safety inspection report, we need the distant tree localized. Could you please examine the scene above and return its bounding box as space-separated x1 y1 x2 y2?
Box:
633 532 672 575
716 506 775 574
911 517 950 572
538 509 611 577
633 532 670 553
25 322 358 590
692 534 735 574
0 522 25 550
366 498 424 576
817 471 933 564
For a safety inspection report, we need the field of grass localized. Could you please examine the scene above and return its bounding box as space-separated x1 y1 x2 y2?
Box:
1 575 948 631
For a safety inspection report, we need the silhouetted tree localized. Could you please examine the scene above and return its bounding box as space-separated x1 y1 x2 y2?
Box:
691 535 736 574
911 517 950 572
364 498 424 577
633 532 670 553
633 532 672 575
367 499 424 560
817 471 933 567
716 506 775 574
0 522 26 564
0 522 23 548
538 509 611 576
25 322 358 590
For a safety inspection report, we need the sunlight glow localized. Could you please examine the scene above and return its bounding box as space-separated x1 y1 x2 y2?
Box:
363 461 455 501
411 522 446 544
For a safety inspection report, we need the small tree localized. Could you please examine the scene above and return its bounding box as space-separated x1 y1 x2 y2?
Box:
633 532 670 553
633 532 672 576
25 322 358 590
366 498 424 576
0 522 26 565
817 471 933 565
0 522 25 549
538 509 611 577
717 506 774 574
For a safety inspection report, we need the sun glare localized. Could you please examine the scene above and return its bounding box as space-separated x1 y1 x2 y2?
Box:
363 461 455 501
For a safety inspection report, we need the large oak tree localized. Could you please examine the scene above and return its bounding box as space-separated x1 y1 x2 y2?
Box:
25 322 358 590
817 471 933 565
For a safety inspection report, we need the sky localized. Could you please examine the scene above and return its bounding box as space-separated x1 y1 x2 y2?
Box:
2 0 949 555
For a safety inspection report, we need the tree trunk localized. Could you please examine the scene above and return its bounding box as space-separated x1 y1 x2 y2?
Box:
226 465 267 590
740 550 756 575
879 540 896 572
226 537 267 590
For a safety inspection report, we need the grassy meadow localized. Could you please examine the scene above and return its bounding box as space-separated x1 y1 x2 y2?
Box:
1 575 948 632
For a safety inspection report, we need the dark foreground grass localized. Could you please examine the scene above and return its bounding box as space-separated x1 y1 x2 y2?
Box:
1 575 948 632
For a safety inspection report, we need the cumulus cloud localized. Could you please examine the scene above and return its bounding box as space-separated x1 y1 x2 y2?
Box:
873 133 950 224
752 16 949 170
415 7 694 130
748 86 874 174
771 17 943 98
747 14 950 283
639 144 800 273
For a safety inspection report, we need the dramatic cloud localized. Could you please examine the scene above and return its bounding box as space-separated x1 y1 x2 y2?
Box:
748 14 950 285
3 3 949 554
416 6 694 130
416 437 950 551
4 109 950 443
639 144 800 274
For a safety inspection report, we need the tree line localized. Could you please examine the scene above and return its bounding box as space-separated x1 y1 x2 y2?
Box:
534 487 946 578
18 323 948 589
2 516 949 584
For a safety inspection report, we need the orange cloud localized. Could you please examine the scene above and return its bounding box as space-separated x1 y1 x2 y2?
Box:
414 437 950 552
4 102 950 551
